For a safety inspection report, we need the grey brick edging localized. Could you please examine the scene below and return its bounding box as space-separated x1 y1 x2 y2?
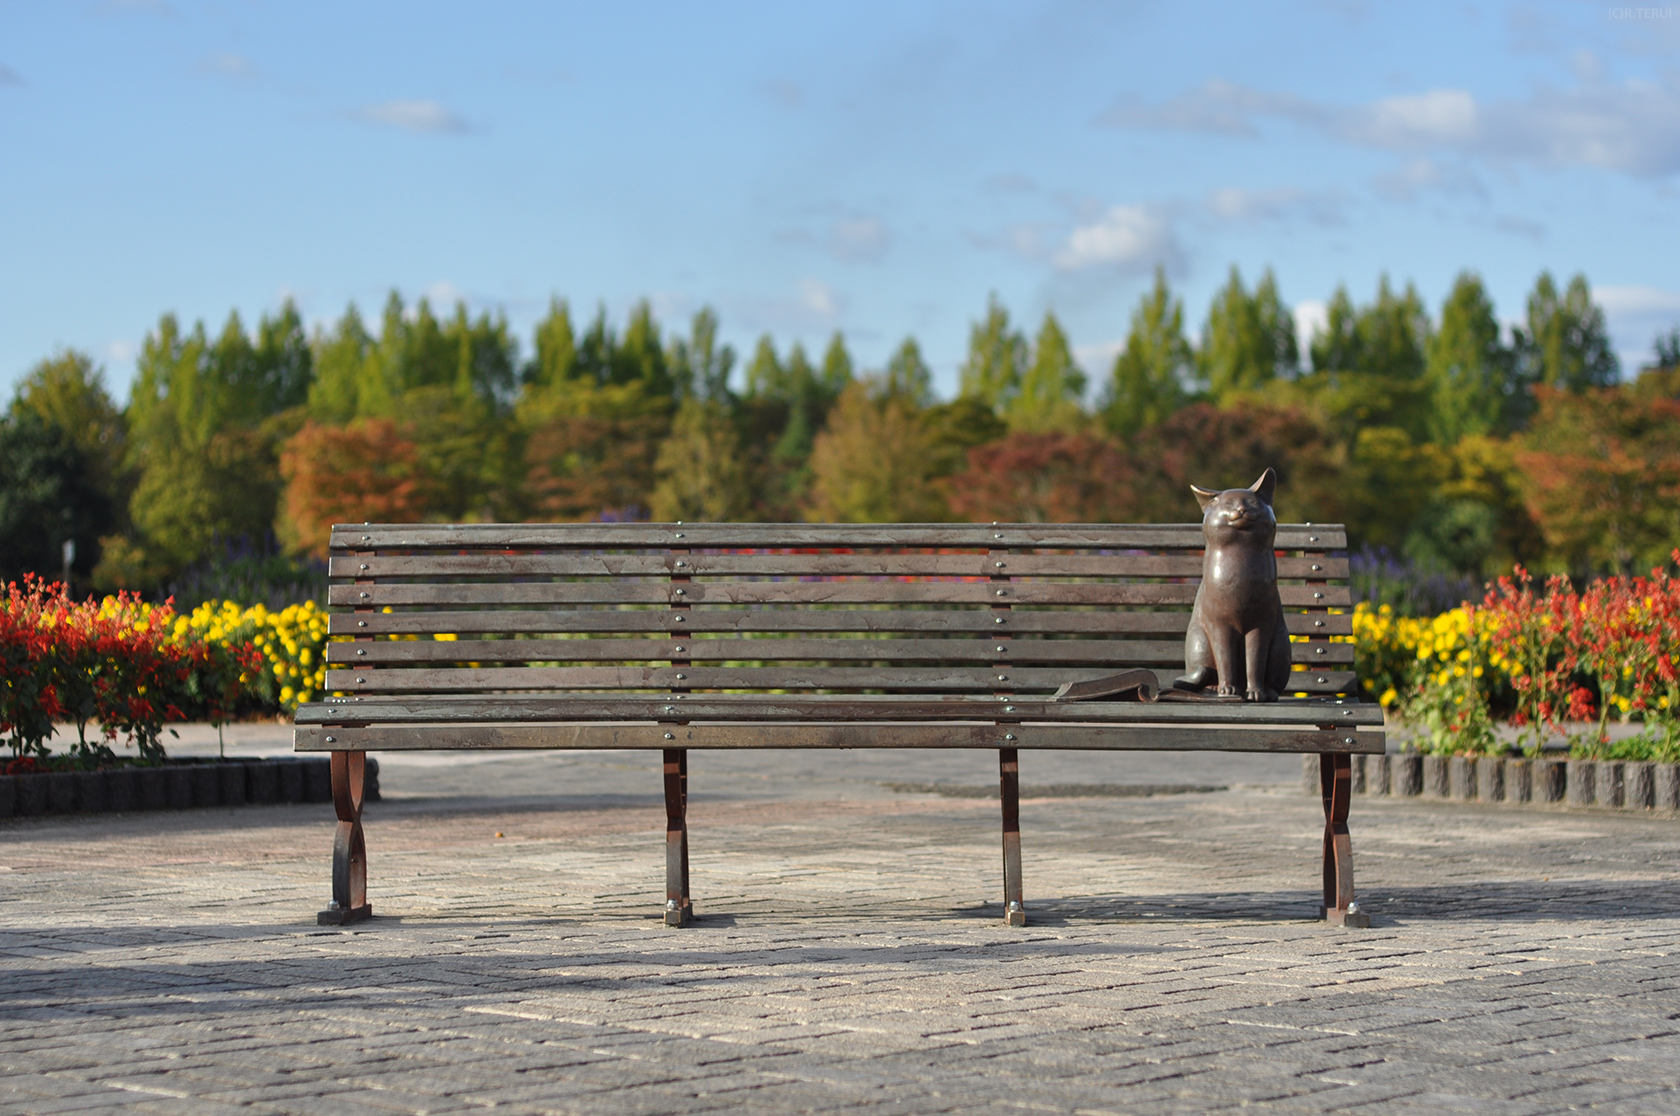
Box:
0 757 381 820
1302 753 1680 812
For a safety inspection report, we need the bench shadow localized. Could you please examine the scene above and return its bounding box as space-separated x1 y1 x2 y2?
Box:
1000 878 1680 926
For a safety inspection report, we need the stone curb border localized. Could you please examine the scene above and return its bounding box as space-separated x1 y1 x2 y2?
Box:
0 757 381 820
1302 753 1680 811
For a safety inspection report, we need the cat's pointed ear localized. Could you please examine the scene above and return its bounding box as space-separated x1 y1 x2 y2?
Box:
1249 467 1277 506
1190 484 1221 510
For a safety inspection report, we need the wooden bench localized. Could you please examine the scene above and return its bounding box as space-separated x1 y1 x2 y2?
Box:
295 522 1384 929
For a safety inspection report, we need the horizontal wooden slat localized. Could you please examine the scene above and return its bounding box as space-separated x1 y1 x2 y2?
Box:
329 583 671 606
329 553 1348 580
330 522 1347 552
324 664 1360 694
329 582 1352 608
297 722 1383 754
326 636 1355 666
328 609 1354 638
297 694 1384 726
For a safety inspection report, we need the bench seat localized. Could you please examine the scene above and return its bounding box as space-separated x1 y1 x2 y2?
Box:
297 521 1382 929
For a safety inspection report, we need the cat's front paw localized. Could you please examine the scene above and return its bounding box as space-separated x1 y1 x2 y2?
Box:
1245 687 1279 703
1216 683 1240 698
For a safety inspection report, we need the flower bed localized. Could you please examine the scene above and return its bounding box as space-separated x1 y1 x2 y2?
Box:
1351 552 1680 762
0 579 327 767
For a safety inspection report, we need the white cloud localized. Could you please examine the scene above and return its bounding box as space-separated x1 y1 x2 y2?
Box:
1205 186 1344 224
106 339 136 363
1596 284 1680 317
799 278 840 317
1101 76 1680 178
1594 285 1680 373
1371 156 1484 201
1097 80 1308 136
1294 300 1329 349
1356 90 1478 148
200 53 256 79
729 279 847 335
1054 204 1180 273
1073 339 1124 374
351 100 471 135
829 217 889 263
423 280 468 307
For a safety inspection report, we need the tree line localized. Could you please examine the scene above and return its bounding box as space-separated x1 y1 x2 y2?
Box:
4 266 1678 596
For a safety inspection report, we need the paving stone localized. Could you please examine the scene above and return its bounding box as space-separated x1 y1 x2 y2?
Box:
1 749 1678 1114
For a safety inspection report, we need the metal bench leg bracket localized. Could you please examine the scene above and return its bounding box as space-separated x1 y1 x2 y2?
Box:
664 748 692 926
1000 748 1025 926
1320 752 1368 928
319 750 372 926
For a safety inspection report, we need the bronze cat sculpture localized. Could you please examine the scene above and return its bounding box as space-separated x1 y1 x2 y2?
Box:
1174 467 1290 702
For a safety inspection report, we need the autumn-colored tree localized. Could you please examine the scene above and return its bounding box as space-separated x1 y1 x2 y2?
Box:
947 432 1137 523
1130 403 1341 526
1518 385 1680 575
804 381 949 522
278 419 435 557
1405 435 1545 577
650 398 754 522
518 380 668 521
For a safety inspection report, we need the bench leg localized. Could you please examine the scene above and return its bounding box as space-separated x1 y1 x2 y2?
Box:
664 748 692 927
1000 748 1025 926
1319 753 1369 928
319 751 372 926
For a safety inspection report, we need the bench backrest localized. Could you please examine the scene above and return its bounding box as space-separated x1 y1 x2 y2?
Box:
325 523 1356 699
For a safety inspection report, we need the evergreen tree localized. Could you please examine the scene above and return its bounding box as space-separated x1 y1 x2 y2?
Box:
958 295 1027 412
527 298 578 389
667 307 735 402
744 334 784 399
0 410 114 587
1309 286 1362 374
120 313 286 581
616 300 670 396
883 337 934 406
253 300 314 414
1426 272 1517 443
1300 276 1434 444
307 303 376 423
819 331 854 400
10 350 125 502
1652 326 1680 373
1516 271 1619 392
1102 268 1191 438
772 343 820 465
1356 276 1431 383
1200 266 1297 399
1008 312 1085 432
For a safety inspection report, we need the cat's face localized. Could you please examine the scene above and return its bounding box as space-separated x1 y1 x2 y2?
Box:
1190 467 1278 539
1200 488 1275 536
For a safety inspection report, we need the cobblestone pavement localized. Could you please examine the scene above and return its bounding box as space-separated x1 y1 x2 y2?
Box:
3 747 1679 1115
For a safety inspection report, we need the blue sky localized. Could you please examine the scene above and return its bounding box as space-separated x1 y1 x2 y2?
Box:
3 0 1678 401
